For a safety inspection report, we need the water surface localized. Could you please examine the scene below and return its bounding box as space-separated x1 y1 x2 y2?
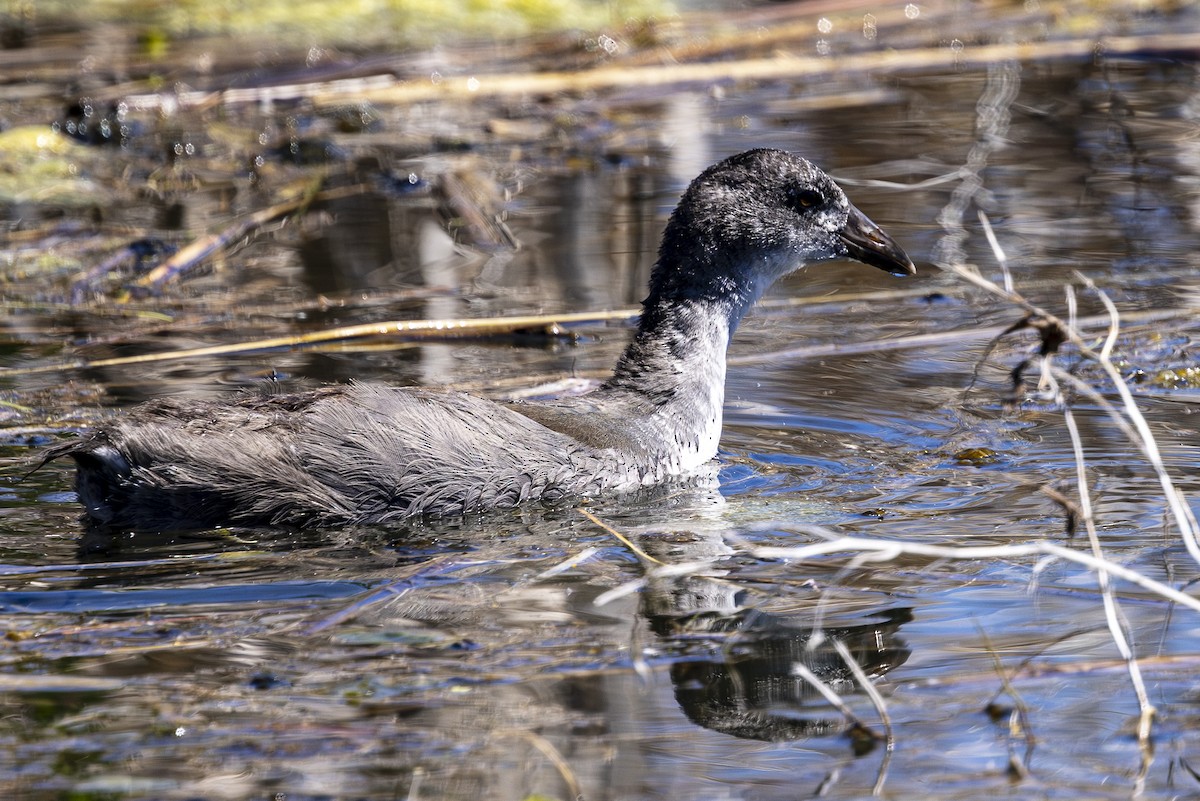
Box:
1 7 1200 800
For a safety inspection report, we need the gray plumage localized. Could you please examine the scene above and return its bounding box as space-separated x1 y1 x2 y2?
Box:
45 149 915 532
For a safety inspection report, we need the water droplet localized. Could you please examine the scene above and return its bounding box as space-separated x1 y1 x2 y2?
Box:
904 3 920 19
816 39 831 56
863 14 877 40
466 76 480 92
817 17 832 34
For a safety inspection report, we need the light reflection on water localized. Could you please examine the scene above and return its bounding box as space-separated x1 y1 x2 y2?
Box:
0 35 1198 801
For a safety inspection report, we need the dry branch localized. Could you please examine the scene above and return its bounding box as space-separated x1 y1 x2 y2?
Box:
116 33 1200 112
0 308 637 379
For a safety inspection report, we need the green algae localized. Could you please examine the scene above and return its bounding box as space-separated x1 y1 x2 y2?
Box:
0 126 106 207
33 0 673 49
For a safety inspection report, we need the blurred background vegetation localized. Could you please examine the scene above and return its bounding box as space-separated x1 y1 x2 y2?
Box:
25 0 673 49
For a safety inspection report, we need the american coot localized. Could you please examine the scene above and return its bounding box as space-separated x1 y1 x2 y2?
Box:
47 149 915 532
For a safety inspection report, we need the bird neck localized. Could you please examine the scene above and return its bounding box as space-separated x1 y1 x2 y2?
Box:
607 296 734 390
597 289 741 471
604 236 776 401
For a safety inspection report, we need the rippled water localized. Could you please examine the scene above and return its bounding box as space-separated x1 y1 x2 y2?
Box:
1 8 1200 801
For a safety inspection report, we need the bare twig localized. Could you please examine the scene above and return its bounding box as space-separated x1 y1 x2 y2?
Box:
114 34 1200 111
977 211 1012 294
531 547 602 581
978 625 1036 777
499 730 583 800
932 54 1196 757
1059 390 1156 742
791 659 878 741
131 181 362 289
301 557 472 635
578 508 665 567
0 308 637 379
831 636 893 750
1078 276 1200 566
597 533 1200 614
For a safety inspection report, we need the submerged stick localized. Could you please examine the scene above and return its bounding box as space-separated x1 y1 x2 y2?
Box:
578 508 665 566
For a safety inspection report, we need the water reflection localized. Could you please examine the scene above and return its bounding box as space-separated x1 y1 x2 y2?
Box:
651 602 911 744
298 188 406 293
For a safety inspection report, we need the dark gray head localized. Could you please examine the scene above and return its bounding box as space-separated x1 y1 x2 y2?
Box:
650 149 914 315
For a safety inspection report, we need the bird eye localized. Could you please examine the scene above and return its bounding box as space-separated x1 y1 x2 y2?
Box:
790 188 824 209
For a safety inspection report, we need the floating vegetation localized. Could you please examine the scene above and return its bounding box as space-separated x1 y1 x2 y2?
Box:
0 127 102 206
951 447 1001 466
1141 365 1200 389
